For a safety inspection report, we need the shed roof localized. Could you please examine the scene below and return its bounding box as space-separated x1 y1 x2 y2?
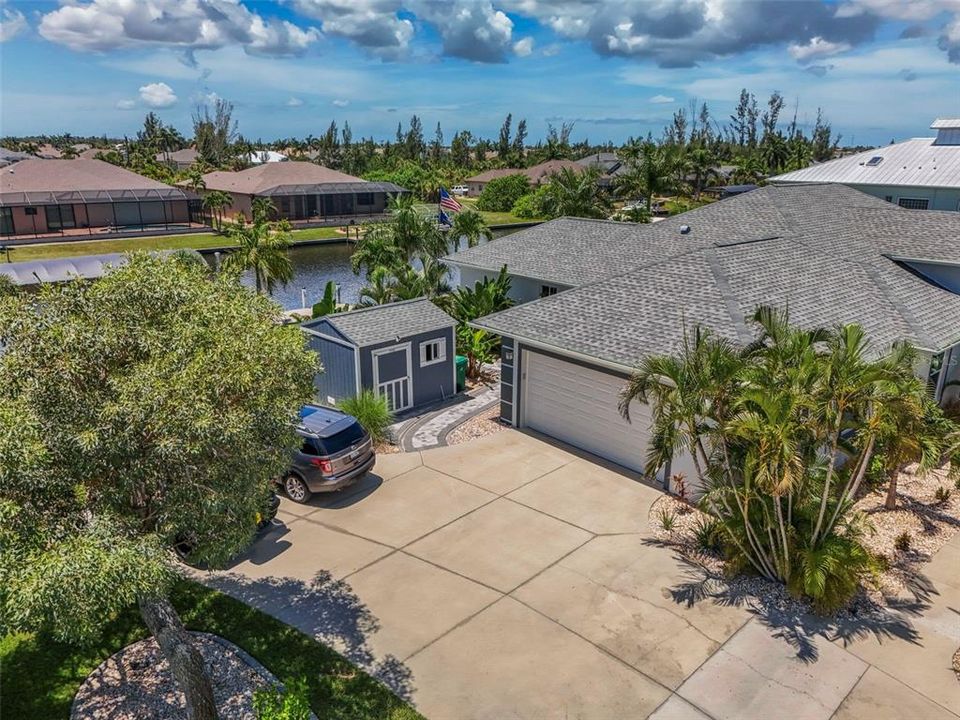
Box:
304 298 455 347
471 184 960 366
770 136 960 188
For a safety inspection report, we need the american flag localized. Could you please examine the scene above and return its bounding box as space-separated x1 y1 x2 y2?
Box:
439 187 463 213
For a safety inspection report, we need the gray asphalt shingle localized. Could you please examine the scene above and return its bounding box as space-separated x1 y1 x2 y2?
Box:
308 298 455 348
471 184 960 366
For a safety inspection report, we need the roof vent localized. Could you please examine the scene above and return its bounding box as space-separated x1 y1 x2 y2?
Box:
679 224 691 234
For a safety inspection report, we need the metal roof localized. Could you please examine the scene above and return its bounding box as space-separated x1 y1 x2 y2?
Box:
930 118 960 129
0 186 194 207
770 137 960 188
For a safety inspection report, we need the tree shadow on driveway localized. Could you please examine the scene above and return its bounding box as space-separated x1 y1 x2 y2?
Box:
200 569 414 700
645 539 933 665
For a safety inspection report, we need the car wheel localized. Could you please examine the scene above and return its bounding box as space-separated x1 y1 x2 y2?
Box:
284 474 312 503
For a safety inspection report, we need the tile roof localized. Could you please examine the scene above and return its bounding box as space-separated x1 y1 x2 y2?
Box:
305 298 455 347
770 136 960 188
467 159 584 185
0 159 174 193
202 161 368 195
471 184 960 366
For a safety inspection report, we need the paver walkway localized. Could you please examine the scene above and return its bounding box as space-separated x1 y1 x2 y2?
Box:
201 431 960 720
392 386 499 451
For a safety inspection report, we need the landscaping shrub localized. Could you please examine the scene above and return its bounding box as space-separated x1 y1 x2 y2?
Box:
693 515 724 553
934 486 952 505
254 679 312 720
656 505 677 532
894 531 912 552
511 185 550 218
476 174 531 212
338 390 393 444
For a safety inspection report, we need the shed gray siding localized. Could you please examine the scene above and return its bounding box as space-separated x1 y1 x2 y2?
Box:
360 326 456 407
305 333 358 404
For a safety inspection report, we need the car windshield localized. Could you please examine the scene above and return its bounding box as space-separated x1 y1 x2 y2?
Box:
315 421 367 455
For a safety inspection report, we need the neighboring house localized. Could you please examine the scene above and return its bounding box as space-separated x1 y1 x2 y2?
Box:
465 159 584 197
0 159 199 239
577 151 621 174
156 148 199 170
0 147 32 168
245 150 288 165
198 161 405 224
301 298 457 413
770 118 960 211
447 184 960 487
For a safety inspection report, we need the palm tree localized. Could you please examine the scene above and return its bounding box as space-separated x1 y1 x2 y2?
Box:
615 142 673 211
222 216 293 294
449 209 492 251
201 190 232 231
539 167 609 219
358 266 397 306
760 134 790 174
185 168 206 195
686 146 719 199
251 196 277 222
731 153 766 184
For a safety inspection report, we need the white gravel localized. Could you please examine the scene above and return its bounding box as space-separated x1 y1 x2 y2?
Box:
71 633 274 720
446 405 507 446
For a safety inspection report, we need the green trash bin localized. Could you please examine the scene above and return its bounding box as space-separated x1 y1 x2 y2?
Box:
455 355 468 392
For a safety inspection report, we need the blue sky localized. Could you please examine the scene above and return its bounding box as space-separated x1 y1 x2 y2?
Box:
1 1 959 146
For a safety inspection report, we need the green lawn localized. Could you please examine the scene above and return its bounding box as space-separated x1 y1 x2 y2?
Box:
414 198 540 226
6 227 346 262
0 580 422 720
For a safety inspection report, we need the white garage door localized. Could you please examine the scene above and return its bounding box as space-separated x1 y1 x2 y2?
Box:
521 350 656 475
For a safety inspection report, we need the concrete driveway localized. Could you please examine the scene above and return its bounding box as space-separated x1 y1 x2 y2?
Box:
201 431 960 720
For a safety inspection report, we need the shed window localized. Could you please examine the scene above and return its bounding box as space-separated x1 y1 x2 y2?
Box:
898 198 929 210
928 351 945 397
540 284 558 298
420 338 446 367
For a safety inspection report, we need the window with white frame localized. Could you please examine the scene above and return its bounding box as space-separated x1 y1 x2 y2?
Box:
420 337 446 366
540 284 558 298
897 197 929 210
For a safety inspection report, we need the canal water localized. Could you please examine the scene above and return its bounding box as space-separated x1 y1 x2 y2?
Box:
223 226 524 310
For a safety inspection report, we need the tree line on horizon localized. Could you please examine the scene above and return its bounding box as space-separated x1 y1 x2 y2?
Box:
2 88 845 201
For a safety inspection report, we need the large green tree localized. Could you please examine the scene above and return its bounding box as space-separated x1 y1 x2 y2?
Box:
537 167 609 219
0 254 317 719
449 208 493 251
222 213 294 295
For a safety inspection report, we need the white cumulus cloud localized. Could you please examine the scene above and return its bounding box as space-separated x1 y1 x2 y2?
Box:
289 0 413 58
513 37 534 56
0 8 27 42
788 36 852 63
139 82 178 108
38 0 319 57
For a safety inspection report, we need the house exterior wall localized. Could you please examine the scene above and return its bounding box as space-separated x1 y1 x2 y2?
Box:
2 199 191 236
359 326 457 407
457 265 573 304
303 326 358 405
846 184 960 211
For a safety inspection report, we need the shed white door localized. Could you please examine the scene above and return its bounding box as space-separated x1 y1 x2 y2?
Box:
521 350 655 475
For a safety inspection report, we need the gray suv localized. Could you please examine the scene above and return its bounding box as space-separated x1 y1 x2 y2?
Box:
281 405 376 503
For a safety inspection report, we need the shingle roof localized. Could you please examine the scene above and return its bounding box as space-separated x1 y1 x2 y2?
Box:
770 136 960 188
306 298 455 347
472 184 960 366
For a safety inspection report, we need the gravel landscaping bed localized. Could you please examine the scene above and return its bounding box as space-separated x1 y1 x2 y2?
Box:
71 632 275 720
647 461 960 616
446 405 507 446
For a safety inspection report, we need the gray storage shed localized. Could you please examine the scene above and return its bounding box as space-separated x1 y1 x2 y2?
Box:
301 298 457 412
